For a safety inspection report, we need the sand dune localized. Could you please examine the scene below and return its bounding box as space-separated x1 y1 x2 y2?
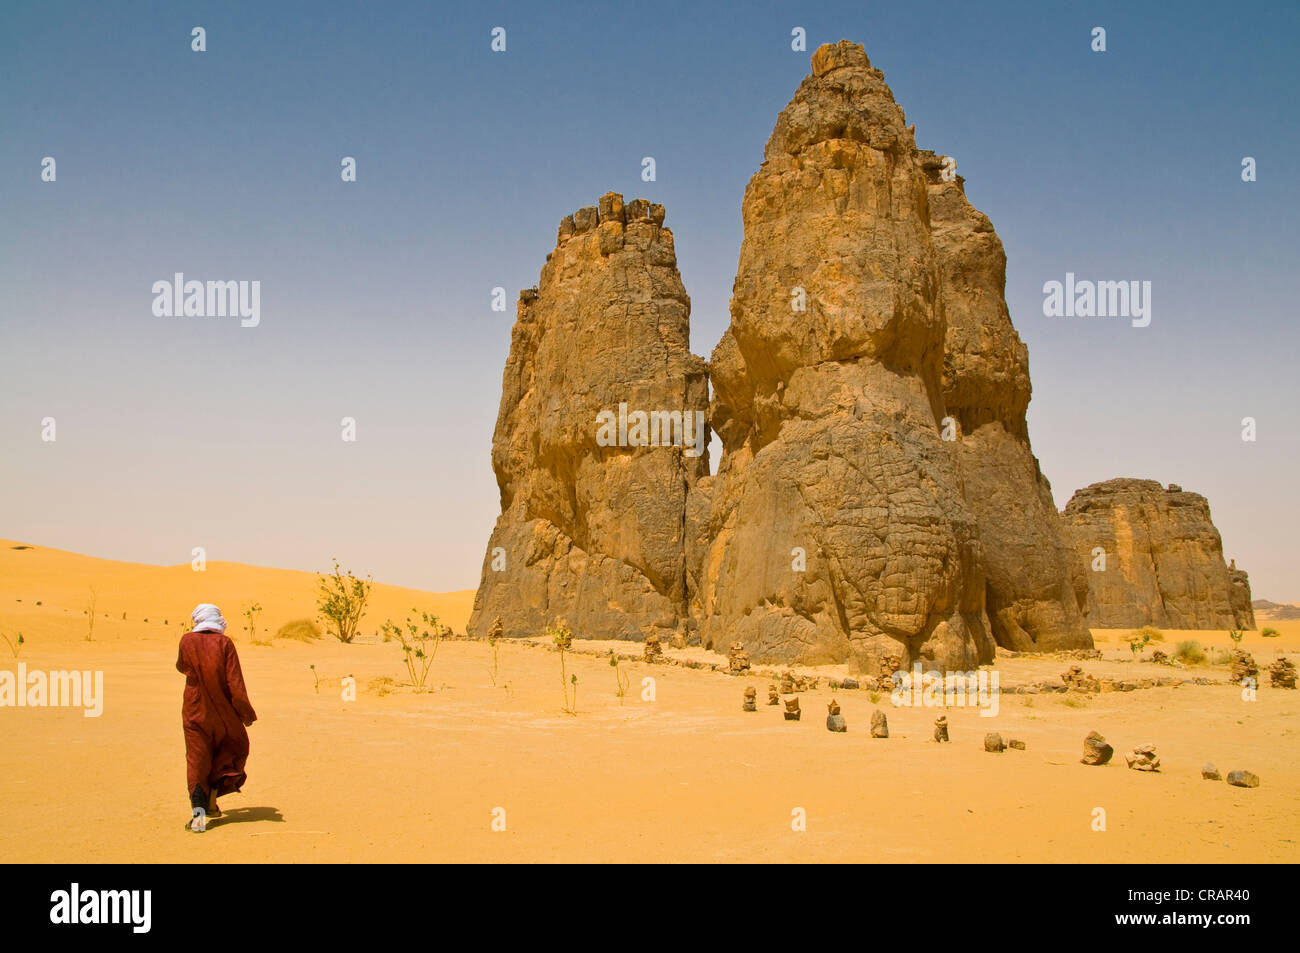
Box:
1 540 1296 863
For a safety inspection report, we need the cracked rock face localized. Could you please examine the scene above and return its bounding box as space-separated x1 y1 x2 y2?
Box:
921 153 1092 653
465 193 709 642
1062 478 1254 629
696 41 992 672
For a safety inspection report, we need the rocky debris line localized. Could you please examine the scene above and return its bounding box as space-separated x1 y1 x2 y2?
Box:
1080 731 1114 765
997 648 1101 661
728 642 751 674
826 699 847 732
743 686 757 712
1268 656 1297 689
1126 745 1161 771
467 192 708 644
1062 479 1255 629
921 148 1091 655
644 635 663 663
870 710 889 738
784 698 802 721
1229 650 1259 686
1226 770 1260 788
933 716 949 742
1061 665 1101 693
1202 763 1222 780
984 732 1005 753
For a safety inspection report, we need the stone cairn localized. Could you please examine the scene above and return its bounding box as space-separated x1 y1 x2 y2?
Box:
933 715 949 743
728 641 751 674
1080 731 1114 765
767 684 780 706
784 697 802 721
488 616 503 641
1228 649 1258 686
1125 745 1160 771
743 686 757 712
870 710 889 738
1061 665 1100 693
984 732 1005 753
1268 656 1296 689
644 634 663 663
780 671 796 695
826 699 847 732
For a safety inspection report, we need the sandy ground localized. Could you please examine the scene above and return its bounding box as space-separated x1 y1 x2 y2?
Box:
2 539 1297 863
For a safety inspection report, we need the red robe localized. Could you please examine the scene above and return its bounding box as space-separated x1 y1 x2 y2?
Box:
176 630 257 799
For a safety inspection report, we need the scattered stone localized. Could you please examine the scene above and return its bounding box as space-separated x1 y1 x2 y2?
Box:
933 715 949 743
1202 763 1221 781
1061 665 1100 693
840 677 860 690
1229 650 1258 687
1226 770 1259 788
742 686 757 712
826 700 846 732
870 710 889 738
1268 656 1296 689
1007 738 1026 750
783 698 802 721
1150 649 1168 664
1080 731 1114 765
644 635 663 663
984 732 1005 753
767 685 780 706
728 641 751 674
1125 744 1160 771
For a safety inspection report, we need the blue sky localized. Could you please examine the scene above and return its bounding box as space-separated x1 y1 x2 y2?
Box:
1 0 1297 599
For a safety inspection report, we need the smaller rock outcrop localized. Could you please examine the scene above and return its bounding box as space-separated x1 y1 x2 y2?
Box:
1125 745 1160 771
870 710 889 738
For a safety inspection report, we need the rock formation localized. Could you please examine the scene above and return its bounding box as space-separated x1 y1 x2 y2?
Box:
921 151 1091 653
466 193 709 642
1125 745 1160 771
870 710 889 738
826 699 847 732
1062 479 1254 629
1268 656 1296 689
696 40 996 673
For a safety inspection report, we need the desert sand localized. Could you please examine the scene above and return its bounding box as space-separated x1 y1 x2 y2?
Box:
1 539 1296 863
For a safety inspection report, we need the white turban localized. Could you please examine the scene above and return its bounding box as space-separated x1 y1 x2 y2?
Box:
191 603 227 634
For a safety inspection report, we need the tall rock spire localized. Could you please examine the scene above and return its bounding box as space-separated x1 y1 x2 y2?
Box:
466 193 709 642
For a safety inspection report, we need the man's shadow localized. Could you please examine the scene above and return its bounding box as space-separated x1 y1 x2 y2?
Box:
207 806 285 829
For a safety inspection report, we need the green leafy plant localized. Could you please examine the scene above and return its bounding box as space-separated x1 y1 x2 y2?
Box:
609 650 629 703
83 586 97 641
241 601 263 640
1 631 24 657
316 560 373 643
545 618 576 714
1228 628 1244 645
1127 630 1152 656
1262 627 1280 638
1174 640 1206 665
383 609 443 691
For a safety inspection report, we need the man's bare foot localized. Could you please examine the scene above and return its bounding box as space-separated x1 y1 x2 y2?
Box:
207 790 221 817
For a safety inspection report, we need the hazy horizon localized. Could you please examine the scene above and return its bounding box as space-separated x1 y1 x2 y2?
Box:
3 1 1297 601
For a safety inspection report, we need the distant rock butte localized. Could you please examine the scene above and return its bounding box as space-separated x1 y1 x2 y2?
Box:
1062 478 1254 629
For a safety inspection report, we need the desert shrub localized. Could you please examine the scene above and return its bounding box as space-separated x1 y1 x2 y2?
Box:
1134 625 1164 643
382 610 443 691
1262 627 1280 638
1174 640 1206 665
276 618 322 642
316 560 372 643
